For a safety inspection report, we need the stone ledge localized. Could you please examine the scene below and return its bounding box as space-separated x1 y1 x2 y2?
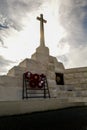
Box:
65 67 87 73
0 99 86 116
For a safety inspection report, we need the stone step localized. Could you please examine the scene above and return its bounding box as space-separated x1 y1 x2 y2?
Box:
57 90 87 98
57 84 87 91
0 99 85 116
7 66 26 77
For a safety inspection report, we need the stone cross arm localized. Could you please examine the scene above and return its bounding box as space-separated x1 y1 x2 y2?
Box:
37 14 47 23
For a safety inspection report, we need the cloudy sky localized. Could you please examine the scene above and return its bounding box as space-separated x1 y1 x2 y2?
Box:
0 0 87 75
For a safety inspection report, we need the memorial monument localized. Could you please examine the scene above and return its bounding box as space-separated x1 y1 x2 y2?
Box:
0 14 87 102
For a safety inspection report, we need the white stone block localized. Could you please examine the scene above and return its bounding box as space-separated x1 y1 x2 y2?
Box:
47 79 56 89
64 73 74 79
83 72 87 77
46 71 55 80
0 86 22 101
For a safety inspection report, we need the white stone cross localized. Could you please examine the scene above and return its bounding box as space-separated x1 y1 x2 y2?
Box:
37 14 47 47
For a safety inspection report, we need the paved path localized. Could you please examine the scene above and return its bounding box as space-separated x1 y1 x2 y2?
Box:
0 106 87 129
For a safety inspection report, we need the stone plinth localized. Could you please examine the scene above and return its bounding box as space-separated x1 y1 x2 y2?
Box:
19 58 47 74
31 46 49 64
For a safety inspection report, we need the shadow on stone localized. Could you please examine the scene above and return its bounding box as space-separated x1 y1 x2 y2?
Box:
0 106 87 130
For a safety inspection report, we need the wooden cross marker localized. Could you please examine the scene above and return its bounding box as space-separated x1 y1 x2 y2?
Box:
37 14 47 47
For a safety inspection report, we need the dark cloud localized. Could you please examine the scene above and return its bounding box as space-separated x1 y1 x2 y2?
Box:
59 0 87 46
0 0 44 44
0 0 43 31
0 24 9 29
58 0 87 68
58 45 87 68
57 55 68 65
0 15 9 30
0 0 9 16
0 39 4 48
82 6 87 33
0 15 9 47
12 0 42 12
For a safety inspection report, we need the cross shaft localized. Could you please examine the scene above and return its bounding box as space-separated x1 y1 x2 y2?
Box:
37 14 47 47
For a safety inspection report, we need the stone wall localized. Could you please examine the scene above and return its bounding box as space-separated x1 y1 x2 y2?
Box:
0 55 87 101
64 67 87 85
0 75 22 101
55 67 87 99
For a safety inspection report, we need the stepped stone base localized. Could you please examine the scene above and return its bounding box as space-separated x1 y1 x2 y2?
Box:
0 42 87 102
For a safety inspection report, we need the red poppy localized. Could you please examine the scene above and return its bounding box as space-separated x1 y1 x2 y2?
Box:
38 80 44 88
40 74 46 81
29 73 33 80
24 72 46 89
40 74 46 78
24 71 31 79
29 80 37 88
33 74 39 81
29 73 39 81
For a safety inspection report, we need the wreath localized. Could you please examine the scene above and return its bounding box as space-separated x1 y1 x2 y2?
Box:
29 80 37 88
24 72 46 89
29 74 39 88
38 80 44 88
